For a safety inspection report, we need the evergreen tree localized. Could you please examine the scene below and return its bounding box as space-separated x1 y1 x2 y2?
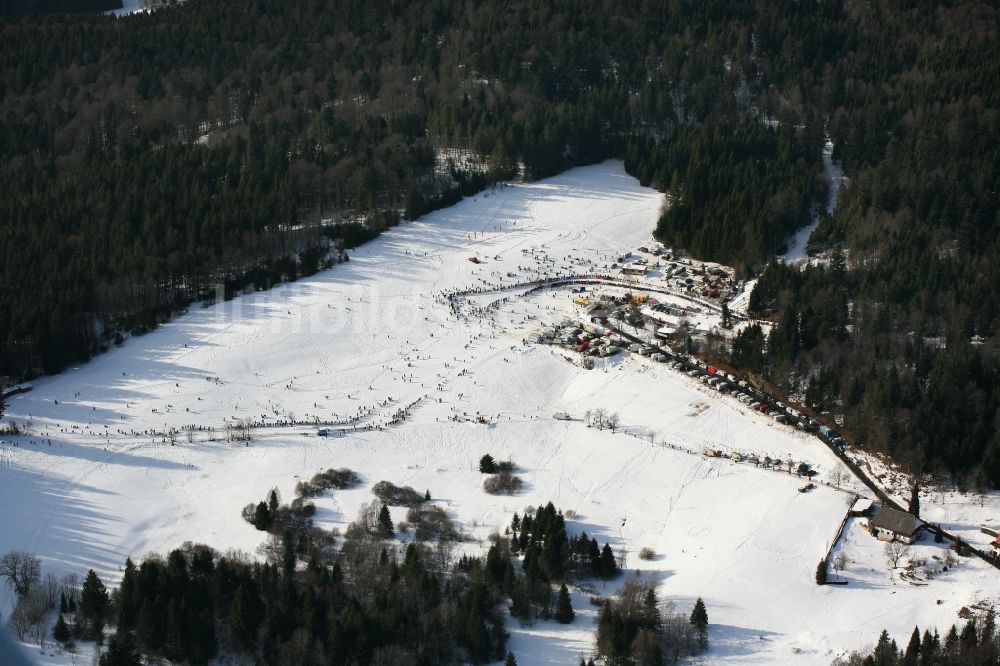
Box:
253 501 271 531
282 529 296 577
909 484 920 517
588 538 602 577
554 584 574 624
116 557 138 631
377 503 395 538
268 488 280 514
100 630 141 666
981 611 998 663
815 558 827 585
425 489 431 501
920 629 938 664
944 624 960 656
959 619 978 656
690 597 708 649
599 543 617 579
902 626 920 666
230 582 262 650
505 651 517 666
873 629 899 666
136 599 162 652
80 569 109 639
52 614 70 642
479 454 498 474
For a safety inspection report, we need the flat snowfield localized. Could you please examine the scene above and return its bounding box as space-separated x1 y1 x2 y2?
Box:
2 162 997 664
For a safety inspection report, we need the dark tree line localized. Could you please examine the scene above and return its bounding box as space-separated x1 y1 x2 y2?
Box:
57 535 510 664
27 470 698 664
595 581 708 665
835 614 999 666
716 1 1000 487
46 493 635 664
740 251 1000 487
633 120 822 268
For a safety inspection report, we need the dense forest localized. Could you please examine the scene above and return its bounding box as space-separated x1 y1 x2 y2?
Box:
726 2 1000 487
0 1 997 482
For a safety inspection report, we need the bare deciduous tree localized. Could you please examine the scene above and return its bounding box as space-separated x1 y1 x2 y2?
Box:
8 589 48 644
884 541 910 569
830 466 849 489
8 598 31 641
0 551 41 598
39 573 60 610
832 552 848 574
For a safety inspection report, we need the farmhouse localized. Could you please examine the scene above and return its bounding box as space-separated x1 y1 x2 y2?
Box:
868 507 921 543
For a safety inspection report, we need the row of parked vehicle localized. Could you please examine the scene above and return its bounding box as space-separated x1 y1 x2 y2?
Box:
536 320 626 358
627 342 672 364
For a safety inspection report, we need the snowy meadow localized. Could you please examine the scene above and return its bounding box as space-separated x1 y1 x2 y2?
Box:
1 162 997 664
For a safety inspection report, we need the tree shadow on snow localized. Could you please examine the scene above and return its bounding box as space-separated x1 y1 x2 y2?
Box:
0 465 124 581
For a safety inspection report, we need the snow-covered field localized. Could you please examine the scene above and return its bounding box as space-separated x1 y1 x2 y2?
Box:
2 161 997 664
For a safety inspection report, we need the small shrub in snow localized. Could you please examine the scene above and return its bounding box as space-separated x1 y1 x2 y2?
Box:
483 471 524 495
372 480 425 507
405 505 461 542
296 468 362 497
289 498 316 518
638 547 656 560
563 509 578 520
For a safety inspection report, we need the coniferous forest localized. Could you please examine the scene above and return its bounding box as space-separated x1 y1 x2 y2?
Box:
0 1 998 483
10 494 657 665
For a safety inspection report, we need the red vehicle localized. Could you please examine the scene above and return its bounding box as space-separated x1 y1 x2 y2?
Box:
577 342 589 352
756 403 769 413
707 366 717 375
